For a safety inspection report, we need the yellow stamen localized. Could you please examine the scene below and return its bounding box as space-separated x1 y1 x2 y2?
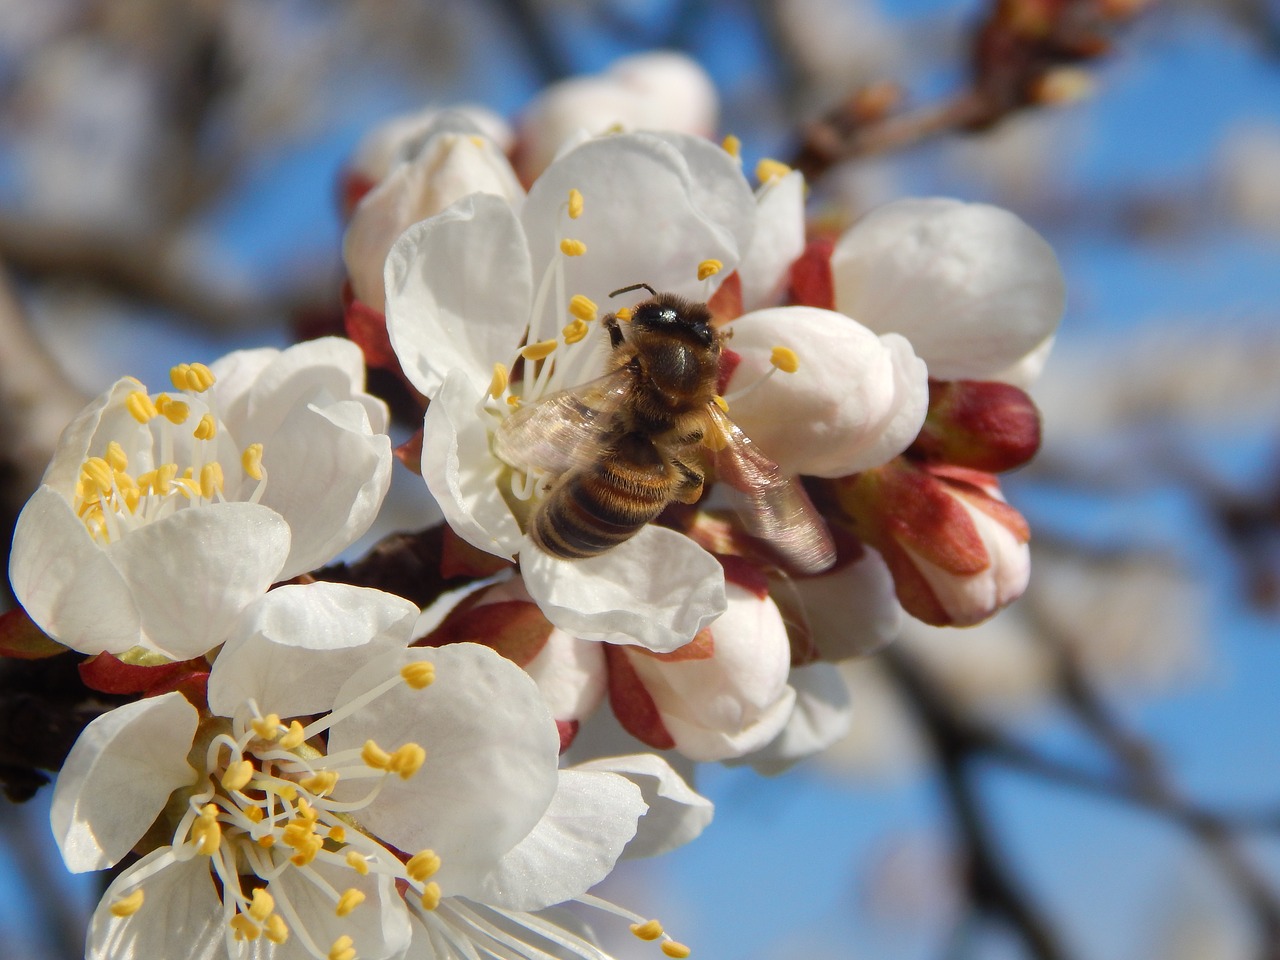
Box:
125 390 158 423
406 849 441 882
275 783 298 802
346 850 371 876
487 363 509 400
296 797 318 822
697 259 722 281
721 133 742 157
520 339 558 362
615 307 633 322
252 714 282 740
171 362 216 393
328 824 347 842
568 294 597 322
192 804 222 854
300 770 339 796
109 889 145 918
389 743 426 779
193 413 217 441
264 914 289 944
562 319 590 344
249 888 275 922
567 188 584 219
362 740 392 771
559 238 587 257
257 835 276 848
419 882 442 911
244 805 265 824
289 834 323 867
712 395 730 414
328 935 356 960
335 888 366 917
755 158 792 183
242 443 264 481
221 759 254 792
160 399 191 425
400 661 435 689
631 920 664 941
279 720 305 750
80 458 113 495
506 395 521 408
770 345 800 374
469 135 486 149
663 942 692 958
229 913 261 941
105 441 128 472
199 462 224 499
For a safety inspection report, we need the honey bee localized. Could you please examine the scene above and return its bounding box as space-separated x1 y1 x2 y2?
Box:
494 283 836 574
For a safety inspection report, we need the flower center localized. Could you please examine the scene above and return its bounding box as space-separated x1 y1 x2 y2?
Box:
73 363 267 545
110 660 442 960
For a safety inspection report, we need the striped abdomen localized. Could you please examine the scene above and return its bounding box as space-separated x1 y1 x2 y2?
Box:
531 434 676 560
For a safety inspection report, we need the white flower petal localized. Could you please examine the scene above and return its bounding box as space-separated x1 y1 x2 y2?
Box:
725 306 928 477
573 753 713 859
9 486 141 654
795 546 903 660
738 169 806 310
40 378 149 492
51 693 198 872
465 769 645 910
86 849 225 960
521 133 755 311
208 582 418 718
421 369 524 558
385 193 533 398
257 397 393 579
831 197 1066 380
106 502 291 659
326 644 560 891
744 662 854 775
520 525 726 653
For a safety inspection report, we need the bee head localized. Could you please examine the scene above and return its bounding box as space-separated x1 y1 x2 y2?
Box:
611 285 715 347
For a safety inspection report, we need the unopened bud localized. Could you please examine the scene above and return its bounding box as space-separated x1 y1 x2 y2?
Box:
909 379 1041 472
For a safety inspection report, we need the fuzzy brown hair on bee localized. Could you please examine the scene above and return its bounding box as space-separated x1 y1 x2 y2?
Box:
493 284 835 573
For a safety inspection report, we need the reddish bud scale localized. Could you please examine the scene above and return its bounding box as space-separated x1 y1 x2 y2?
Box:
424 599 553 668
605 645 676 750
631 628 716 664
787 235 837 310
0 607 66 660
707 271 743 324
719 554 771 599
339 170 377 221
555 719 580 754
910 379 1042 472
394 428 425 477
439 526 514 580
79 653 210 696
716 348 742 397
343 288 401 373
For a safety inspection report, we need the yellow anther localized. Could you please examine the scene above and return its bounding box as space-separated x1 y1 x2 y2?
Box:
327 824 347 842
506 395 521 408
190 363 215 391
249 888 275 922
567 188 584 219
150 463 177 495
252 714 282 740
346 850 371 876
662 942 692 958
244 805 265 824
362 740 392 770
562 319 589 344
192 805 222 855
200 462 224 499
469 135 486 149
279 720 305 750
105 441 129 472
242 444 264 481
123 487 141 513
712 395 730 414
755 158 792 183
721 133 742 157
289 835 323 867
406 849 442 882
125 390 158 423
221 759 254 792
264 914 289 944
282 822 314 849
194 413 217 441
419 882 442 911
770 345 800 374
161 399 191 425
170 364 191 391
257 835 276 848
487 363 509 400
81 457 113 494
109 889 145 918
275 783 298 802
400 661 436 689
568 293 598 322
328 935 356 960
520 339 558 361
229 913 261 941
296 797 318 822
335 888 366 917
301 770 339 796
615 307 633 322
697 259 723 281
174 477 201 500
559 238 587 257
631 919 664 941
389 743 426 779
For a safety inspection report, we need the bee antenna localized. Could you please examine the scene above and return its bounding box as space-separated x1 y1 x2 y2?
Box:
608 282 657 299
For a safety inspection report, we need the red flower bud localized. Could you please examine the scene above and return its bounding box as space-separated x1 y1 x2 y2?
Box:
910 379 1042 472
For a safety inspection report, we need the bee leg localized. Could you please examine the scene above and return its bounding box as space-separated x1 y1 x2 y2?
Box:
672 458 705 504
604 312 626 349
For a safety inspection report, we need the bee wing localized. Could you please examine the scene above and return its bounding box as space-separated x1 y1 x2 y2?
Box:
705 404 837 574
493 369 633 476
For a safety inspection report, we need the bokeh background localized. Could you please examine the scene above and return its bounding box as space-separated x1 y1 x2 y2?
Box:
2 1 1280 958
